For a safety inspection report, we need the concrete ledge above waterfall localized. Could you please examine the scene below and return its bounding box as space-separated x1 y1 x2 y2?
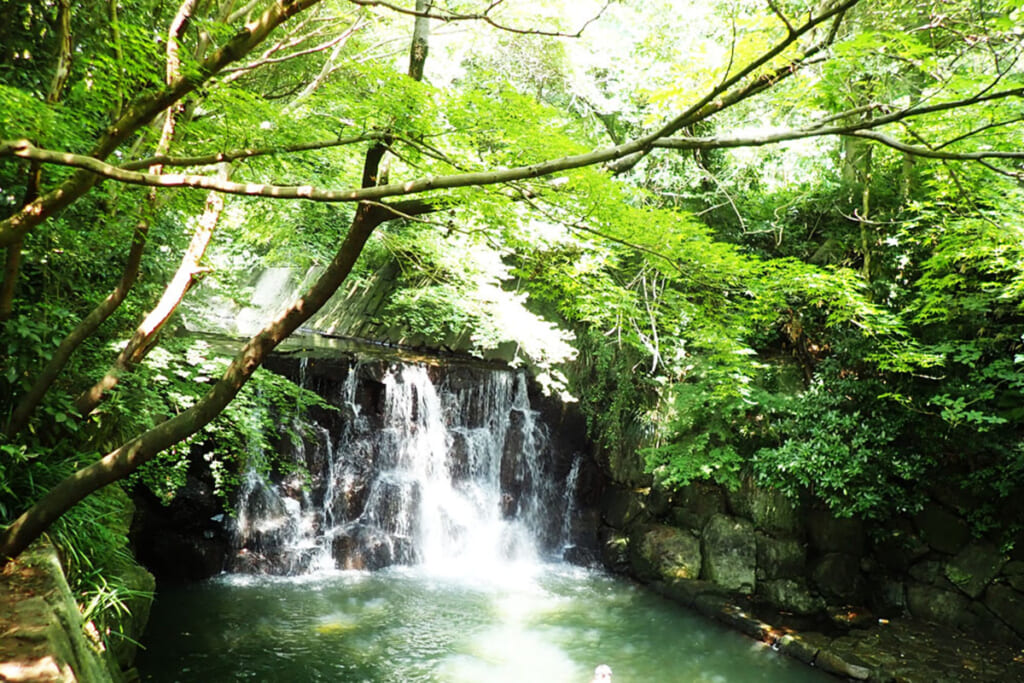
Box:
183 262 521 364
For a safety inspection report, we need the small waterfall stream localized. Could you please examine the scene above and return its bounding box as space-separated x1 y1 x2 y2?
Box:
229 358 584 577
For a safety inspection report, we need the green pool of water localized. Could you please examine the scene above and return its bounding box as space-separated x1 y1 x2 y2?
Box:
136 563 831 682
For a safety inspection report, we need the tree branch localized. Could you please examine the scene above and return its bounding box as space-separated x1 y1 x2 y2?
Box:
0 0 326 248
347 0 611 38
122 133 387 170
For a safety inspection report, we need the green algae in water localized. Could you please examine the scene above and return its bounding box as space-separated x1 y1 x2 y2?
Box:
137 564 831 682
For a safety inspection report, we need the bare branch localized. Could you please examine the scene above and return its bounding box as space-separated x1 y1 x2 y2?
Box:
766 0 794 35
347 0 611 39
221 17 363 80
0 136 652 203
932 116 1024 151
652 0 861 140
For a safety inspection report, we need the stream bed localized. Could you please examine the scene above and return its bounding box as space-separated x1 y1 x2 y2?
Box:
136 562 831 682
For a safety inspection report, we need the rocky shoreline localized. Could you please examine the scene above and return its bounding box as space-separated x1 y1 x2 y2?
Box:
649 577 1024 681
593 476 1024 682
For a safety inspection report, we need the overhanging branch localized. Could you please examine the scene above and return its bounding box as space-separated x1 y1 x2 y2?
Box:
347 0 611 38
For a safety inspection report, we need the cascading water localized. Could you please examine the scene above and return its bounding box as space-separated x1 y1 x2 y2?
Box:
228 358 584 576
138 352 831 682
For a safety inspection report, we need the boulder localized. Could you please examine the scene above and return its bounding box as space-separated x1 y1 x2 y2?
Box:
872 519 929 572
945 542 1007 599
812 552 866 603
759 579 826 615
670 481 727 532
109 560 156 671
984 583 1024 640
701 514 756 593
755 533 806 580
908 559 955 589
724 477 803 538
777 632 829 664
914 504 970 555
907 583 974 629
630 524 702 582
0 541 118 683
1004 561 1024 593
815 647 872 680
601 486 646 529
599 526 631 573
871 580 907 616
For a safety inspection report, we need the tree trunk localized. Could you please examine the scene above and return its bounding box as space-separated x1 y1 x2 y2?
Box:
6 0 202 436
4 222 148 437
76 173 229 417
408 0 431 81
0 0 435 566
0 0 73 321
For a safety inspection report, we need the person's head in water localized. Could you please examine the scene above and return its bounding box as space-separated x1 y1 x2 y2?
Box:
591 664 612 682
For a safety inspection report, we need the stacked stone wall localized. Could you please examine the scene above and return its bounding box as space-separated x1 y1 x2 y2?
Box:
599 476 1024 679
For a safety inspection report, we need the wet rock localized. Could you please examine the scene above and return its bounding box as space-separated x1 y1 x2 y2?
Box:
701 514 756 593
562 544 600 567
332 525 410 570
914 503 970 555
447 431 471 481
329 474 371 522
653 578 729 608
712 602 773 640
776 632 828 664
759 579 825 615
630 524 702 582
755 533 806 580
812 552 866 603
602 485 647 529
945 542 1007 599
815 646 871 680
599 526 631 573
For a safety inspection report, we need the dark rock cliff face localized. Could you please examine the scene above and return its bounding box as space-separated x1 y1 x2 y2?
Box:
131 349 602 581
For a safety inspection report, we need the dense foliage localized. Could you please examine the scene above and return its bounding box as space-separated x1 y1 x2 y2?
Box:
1 0 1023 621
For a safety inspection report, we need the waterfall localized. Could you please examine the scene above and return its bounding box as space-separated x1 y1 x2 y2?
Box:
229 359 581 576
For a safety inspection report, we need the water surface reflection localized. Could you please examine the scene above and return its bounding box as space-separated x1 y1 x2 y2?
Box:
138 563 831 682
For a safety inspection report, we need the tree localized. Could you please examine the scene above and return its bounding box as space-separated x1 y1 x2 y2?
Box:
2 0 1023 564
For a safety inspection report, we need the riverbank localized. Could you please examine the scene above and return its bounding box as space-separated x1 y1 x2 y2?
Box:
0 539 153 683
0 540 116 682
